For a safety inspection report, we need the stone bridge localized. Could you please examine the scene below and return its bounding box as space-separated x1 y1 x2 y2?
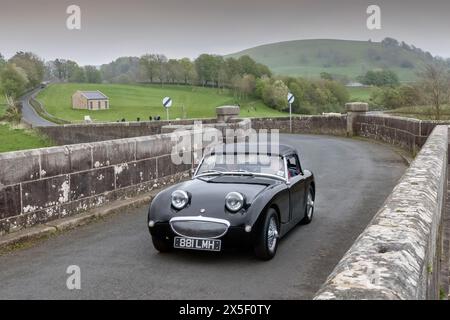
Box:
0 104 448 299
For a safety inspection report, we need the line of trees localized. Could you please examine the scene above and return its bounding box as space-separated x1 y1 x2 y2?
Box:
367 61 450 119
0 52 45 101
46 59 102 84
0 49 352 115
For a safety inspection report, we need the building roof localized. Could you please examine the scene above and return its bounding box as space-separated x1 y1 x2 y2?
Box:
77 91 108 100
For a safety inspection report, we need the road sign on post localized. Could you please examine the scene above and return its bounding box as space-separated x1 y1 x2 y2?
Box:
287 92 295 133
162 97 172 121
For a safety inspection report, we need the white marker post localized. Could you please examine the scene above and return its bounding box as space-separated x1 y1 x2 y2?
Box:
162 97 172 121
287 92 295 133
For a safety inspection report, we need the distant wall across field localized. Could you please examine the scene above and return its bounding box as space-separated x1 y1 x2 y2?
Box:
251 115 347 136
38 118 218 145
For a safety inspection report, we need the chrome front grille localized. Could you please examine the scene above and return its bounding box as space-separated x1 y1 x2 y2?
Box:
169 217 230 239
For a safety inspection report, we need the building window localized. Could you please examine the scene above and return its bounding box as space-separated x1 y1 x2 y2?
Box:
98 101 101 109
89 101 93 110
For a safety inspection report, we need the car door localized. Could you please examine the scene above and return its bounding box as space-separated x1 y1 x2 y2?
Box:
286 154 306 222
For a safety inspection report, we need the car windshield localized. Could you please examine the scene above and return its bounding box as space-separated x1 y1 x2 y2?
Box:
196 153 286 178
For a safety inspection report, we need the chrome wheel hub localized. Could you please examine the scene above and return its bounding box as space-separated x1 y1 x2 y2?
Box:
267 217 278 252
307 192 314 219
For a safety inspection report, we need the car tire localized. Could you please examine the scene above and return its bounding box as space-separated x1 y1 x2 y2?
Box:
152 236 172 253
254 208 280 261
300 186 315 225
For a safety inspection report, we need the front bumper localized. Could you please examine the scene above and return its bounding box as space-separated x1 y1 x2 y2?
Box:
149 222 254 250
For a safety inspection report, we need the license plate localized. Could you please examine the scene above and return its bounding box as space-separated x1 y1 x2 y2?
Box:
173 237 221 252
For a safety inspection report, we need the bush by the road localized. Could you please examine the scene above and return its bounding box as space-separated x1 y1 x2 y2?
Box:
369 85 424 109
265 77 349 114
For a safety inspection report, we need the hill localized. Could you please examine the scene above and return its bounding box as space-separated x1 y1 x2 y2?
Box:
35 83 285 123
226 39 434 82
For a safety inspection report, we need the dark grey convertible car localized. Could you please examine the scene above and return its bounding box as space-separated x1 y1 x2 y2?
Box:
147 143 315 260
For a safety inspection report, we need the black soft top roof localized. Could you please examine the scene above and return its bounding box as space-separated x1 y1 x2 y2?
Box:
209 143 297 157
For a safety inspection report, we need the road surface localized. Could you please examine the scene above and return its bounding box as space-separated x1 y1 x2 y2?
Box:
20 89 56 127
0 134 406 299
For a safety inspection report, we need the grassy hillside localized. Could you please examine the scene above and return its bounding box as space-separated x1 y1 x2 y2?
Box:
227 39 430 81
36 83 285 123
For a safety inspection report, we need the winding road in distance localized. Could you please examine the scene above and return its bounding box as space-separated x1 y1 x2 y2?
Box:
20 88 56 127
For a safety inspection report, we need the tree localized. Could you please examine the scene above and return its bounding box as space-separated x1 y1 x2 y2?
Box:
195 54 224 87
238 55 258 76
417 62 450 120
155 54 168 85
179 58 196 85
9 52 45 88
239 74 256 99
255 63 272 78
140 54 158 83
166 59 183 84
100 57 144 83
0 63 29 100
381 37 399 48
262 79 289 111
69 65 86 83
320 72 333 81
360 70 399 86
84 66 102 83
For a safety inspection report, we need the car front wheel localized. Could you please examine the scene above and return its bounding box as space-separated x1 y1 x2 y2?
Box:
300 186 315 225
254 208 280 260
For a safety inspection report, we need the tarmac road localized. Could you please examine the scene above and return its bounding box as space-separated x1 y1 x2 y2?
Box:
20 89 56 127
0 134 406 299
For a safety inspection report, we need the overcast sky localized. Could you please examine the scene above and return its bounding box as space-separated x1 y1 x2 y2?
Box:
1 0 449 65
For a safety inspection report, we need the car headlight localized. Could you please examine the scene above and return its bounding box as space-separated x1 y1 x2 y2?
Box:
171 190 189 210
225 192 245 212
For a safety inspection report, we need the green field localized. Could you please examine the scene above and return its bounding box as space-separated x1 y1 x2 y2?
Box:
227 39 429 82
36 83 286 123
347 87 375 101
0 124 53 153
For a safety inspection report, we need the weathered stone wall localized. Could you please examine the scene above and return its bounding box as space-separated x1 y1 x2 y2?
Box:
315 125 448 300
38 118 219 145
354 114 445 155
251 115 347 136
0 128 222 235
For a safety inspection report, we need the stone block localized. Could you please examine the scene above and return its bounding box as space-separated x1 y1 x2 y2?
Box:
68 143 93 171
115 159 157 189
22 175 70 213
70 167 115 201
92 139 136 168
0 184 21 219
216 106 240 122
135 135 174 160
0 149 40 186
345 102 369 112
157 154 191 178
39 146 70 178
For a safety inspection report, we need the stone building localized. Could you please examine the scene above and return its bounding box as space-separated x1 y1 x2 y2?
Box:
72 91 109 110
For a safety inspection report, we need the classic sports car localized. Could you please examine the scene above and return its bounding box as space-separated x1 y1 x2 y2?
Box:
147 143 315 260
